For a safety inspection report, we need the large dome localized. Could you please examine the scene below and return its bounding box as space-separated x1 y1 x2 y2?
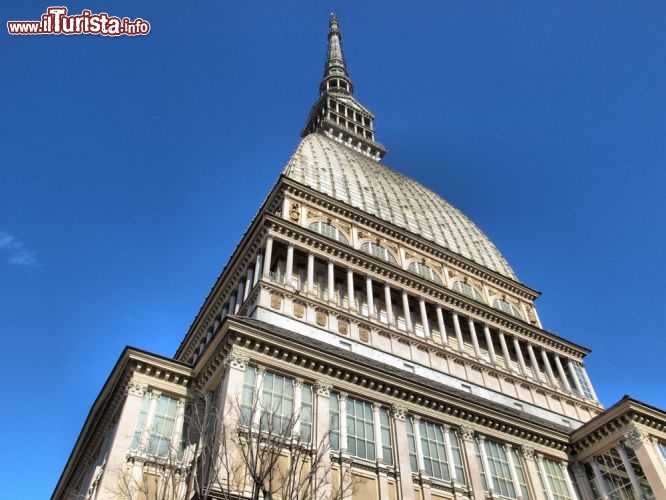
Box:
283 133 516 279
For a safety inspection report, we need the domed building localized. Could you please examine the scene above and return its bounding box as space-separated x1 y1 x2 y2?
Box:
55 14 666 500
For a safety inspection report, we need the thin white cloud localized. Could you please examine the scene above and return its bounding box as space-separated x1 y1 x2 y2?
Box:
0 231 39 268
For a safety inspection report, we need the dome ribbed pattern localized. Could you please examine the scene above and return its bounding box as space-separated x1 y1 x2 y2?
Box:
283 133 516 279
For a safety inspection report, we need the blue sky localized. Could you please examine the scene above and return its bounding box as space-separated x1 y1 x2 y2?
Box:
3 1 666 497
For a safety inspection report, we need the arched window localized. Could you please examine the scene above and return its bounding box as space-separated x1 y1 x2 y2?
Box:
308 221 349 244
408 262 442 284
452 281 485 303
492 298 522 319
360 242 398 265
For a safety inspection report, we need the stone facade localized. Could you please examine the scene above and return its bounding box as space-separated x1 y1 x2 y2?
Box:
54 14 666 500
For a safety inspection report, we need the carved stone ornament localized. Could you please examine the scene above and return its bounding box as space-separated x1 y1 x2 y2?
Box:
270 293 282 309
293 302 305 318
338 320 349 335
521 445 535 460
359 328 370 342
315 380 332 397
458 425 475 442
223 352 249 371
127 381 148 397
289 202 301 222
293 378 304 388
624 428 651 448
391 405 406 421
316 310 327 327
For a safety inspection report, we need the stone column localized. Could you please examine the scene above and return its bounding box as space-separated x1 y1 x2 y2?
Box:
513 337 529 377
616 443 646 499
477 436 494 496
589 458 610 500
373 403 384 463
391 405 414 500
554 355 572 392
384 284 394 325
235 280 245 313
458 426 485 500
253 251 262 286
442 424 457 483
293 378 303 437
436 306 447 345
483 324 496 364
452 312 464 352
521 446 548 500
307 252 315 294
567 360 585 397
227 295 236 317
540 349 558 387
347 268 355 310
419 299 430 338
366 276 375 318
170 398 187 458
339 392 348 453
252 366 266 429
412 415 426 474
244 267 254 301
468 318 481 358
560 461 581 500
571 462 595 500
262 236 273 277
285 243 294 286
527 344 543 382
536 454 555 500
327 259 335 302
314 381 333 500
625 427 666 499
504 444 523 500
498 331 514 371
402 290 413 332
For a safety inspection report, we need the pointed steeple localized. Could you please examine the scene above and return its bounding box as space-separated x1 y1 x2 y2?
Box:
301 13 386 160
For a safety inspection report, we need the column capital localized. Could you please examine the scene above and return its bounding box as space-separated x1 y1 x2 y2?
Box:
255 365 266 376
287 242 294 248
521 444 535 460
314 380 332 397
150 390 162 401
534 453 544 463
624 427 651 448
390 404 406 421
338 391 348 402
127 381 148 397
458 425 475 442
293 378 304 388
307 250 315 256
223 351 250 371
372 402 382 412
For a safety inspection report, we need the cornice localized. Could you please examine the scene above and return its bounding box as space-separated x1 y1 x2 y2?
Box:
222 316 572 452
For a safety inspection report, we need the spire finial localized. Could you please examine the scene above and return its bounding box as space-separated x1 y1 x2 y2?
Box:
301 14 386 160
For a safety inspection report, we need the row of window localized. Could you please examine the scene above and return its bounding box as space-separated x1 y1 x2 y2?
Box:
308 221 523 318
129 372 580 500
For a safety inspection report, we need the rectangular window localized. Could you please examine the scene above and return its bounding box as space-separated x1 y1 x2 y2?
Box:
346 398 375 461
570 362 595 400
420 420 452 482
299 382 313 443
130 391 182 459
540 458 572 500
484 440 516 498
240 366 257 425
260 372 294 436
659 442 666 461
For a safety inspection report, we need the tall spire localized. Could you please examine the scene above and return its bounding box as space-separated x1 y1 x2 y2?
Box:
301 13 386 160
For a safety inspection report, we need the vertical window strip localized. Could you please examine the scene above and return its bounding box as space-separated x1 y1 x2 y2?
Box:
541 458 572 500
300 383 313 443
570 362 594 400
148 396 179 458
596 447 635 498
484 440 516 498
509 448 530 500
240 366 257 425
260 372 294 436
379 408 393 466
659 442 666 461
419 420 451 482
623 443 654 498
448 428 467 486
346 397 376 461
